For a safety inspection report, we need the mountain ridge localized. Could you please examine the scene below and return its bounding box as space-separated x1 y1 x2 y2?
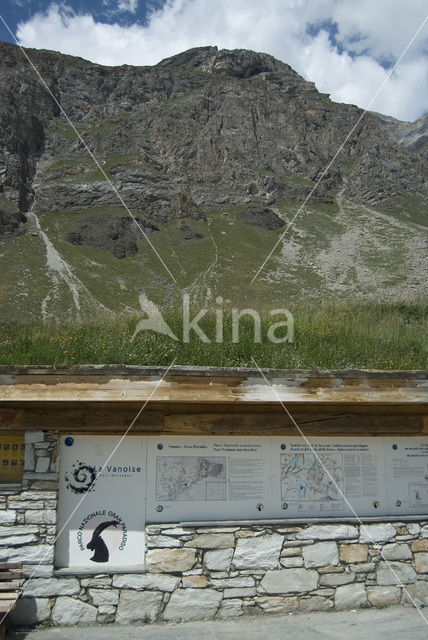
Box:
0 41 426 317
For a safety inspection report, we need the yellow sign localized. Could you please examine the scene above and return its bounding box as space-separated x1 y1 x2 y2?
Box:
0 435 24 482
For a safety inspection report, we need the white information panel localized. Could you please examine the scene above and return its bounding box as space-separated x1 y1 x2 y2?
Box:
271 437 387 518
56 435 146 568
384 438 428 515
146 437 273 522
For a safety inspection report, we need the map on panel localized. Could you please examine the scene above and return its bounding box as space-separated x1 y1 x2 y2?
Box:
156 456 227 501
280 452 343 503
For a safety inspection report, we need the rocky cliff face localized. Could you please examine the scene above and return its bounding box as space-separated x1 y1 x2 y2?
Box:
0 42 426 317
372 111 428 165
0 42 425 236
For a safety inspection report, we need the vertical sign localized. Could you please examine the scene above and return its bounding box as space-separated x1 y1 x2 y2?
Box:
56 435 146 568
271 437 387 518
0 435 25 483
384 438 428 515
146 436 273 522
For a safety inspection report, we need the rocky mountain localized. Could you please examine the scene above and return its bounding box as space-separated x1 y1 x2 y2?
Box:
372 111 428 164
0 41 426 318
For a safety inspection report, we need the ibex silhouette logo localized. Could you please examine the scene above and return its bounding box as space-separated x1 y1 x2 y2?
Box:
86 520 119 563
78 511 128 562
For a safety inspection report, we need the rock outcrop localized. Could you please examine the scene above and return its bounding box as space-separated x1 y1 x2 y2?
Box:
0 41 426 237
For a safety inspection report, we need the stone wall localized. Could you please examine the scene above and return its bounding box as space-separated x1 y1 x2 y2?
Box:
0 430 58 586
10 519 428 627
2 430 428 627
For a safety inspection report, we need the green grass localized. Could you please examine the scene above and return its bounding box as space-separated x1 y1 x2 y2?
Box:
0 302 426 369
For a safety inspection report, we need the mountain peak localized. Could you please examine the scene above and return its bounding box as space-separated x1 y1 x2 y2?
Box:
157 45 296 80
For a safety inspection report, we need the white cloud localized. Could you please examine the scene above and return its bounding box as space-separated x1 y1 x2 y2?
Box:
117 0 139 13
15 0 428 121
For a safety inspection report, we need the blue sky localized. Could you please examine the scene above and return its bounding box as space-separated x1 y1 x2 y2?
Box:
1 0 427 121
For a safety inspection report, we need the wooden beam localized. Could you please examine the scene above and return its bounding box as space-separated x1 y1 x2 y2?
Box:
163 413 425 436
0 372 426 405
0 405 162 431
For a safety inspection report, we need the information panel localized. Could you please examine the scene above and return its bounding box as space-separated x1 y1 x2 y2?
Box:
56 435 146 568
384 438 428 515
146 437 273 522
271 437 387 518
0 435 24 483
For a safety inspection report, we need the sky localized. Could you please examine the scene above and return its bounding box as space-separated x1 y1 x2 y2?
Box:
0 0 427 121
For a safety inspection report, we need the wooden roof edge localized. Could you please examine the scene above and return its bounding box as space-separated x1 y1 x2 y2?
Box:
0 365 426 380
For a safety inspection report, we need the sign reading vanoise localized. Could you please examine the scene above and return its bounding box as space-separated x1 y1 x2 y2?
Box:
56 434 428 567
146 437 273 521
56 435 146 568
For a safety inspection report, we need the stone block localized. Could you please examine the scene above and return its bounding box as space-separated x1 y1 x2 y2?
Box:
98 605 116 617
182 575 208 588
210 576 254 589
259 568 318 594
204 548 233 571
0 526 39 538
24 445 35 472
146 548 196 573
80 577 112 588
414 552 428 573
25 431 45 444
340 544 368 563
381 543 412 561
25 510 56 525
297 525 358 541
21 564 54 578
320 572 355 587
350 562 375 574
281 547 302 557
402 581 428 606
23 578 80 597
163 588 222 621
280 556 303 568
255 596 298 613
223 587 256 598
88 589 119 606
11 597 51 625
367 586 401 607
147 535 181 548
335 583 367 610
407 524 421 535
376 561 417 585
0 534 38 546
303 542 338 568
299 595 332 612
35 457 51 473
18 491 57 501
116 590 163 624
412 539 428 552
112 573 179 591
0 511 16 525
184 534 234 549
359 524 396 544
216 599 243 619
0 544 54 564
233 534 283 569
52 597 97 625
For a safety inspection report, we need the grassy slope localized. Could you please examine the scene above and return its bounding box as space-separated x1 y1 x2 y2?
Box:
0 303 426 368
